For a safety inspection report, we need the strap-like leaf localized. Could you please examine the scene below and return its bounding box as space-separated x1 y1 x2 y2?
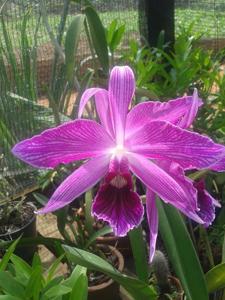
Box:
65 14 85 81
63 245 157 300
84 6 109 74
0 238 21 271
206 263 225 292
156 200 209 300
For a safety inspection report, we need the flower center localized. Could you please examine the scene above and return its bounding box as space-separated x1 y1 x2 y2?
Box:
110 175 127 188
111 144 126 157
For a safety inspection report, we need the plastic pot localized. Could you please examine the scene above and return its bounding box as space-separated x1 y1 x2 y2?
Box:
0 202 37 263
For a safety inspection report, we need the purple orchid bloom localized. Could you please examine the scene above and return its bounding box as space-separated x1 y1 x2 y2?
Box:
12 66 225 261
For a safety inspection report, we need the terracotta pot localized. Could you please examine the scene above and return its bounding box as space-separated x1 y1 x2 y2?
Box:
0 202 37 263
88 245 124 300
168 276 184 300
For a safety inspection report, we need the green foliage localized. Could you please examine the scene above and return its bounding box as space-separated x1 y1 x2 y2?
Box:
64 245 157 300
0 242 88 300
125 25 218 102
65 15 85 81
106 19 125 65
84 5 109 74
128 226 149 283
156 200 209 300
0 12 38 101
206 263 225 293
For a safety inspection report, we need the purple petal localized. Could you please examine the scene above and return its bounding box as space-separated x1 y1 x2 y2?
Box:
126 92 203 136
209 155 225 172
78 88 114 136
125 120 225 170
146 189 158 262
179 89 200 129
78 87 107 118
194 180 219 227
157 160 199 210
127 153 203 223
109 66 135 144
12 119 115 168
38 155 110 213
92 173 144 236
108 155 130 174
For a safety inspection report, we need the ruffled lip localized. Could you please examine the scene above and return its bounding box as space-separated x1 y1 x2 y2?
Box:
92 172 144 237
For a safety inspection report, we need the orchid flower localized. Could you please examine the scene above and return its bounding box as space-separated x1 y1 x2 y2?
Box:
12 66 225 261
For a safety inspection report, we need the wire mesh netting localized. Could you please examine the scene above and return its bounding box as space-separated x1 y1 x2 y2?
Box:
0 0 139 199
175 0 225 50
1 0 225 199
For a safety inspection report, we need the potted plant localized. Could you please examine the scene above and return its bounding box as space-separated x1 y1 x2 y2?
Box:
0 177 37 262
33 189 125 300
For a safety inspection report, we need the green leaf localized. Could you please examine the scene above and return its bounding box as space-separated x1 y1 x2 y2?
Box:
32 253 42 269
24 265 43 300
63 265 86 288
128 225 149 283
0 271 25 298
65 14 84 81
46 254 65 283
55 207 71 242
206 263 225 292
110 24 125 52
10 254 32 280
0 238 21 271
33 193 49 206
156 200 208 300
69 273 88 300
84 6 109 73
44 285 72 298
63 265 88 300
106 20 117 45
85 226 112 249
63 245 157 300
0 296 21 300
42 276 64 295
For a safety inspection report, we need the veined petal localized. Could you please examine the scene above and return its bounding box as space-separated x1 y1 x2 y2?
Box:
127 153 203 224
194 180 220 227
209 155 225 172
179 88 200 129
78 87 107 118
158 160 198 211
78 88 114 136
126 120 225 170
92 174 144 236
12 119 115 168
109 66 135 145
126 91 202 136
146 189 158 263
38 155 110 213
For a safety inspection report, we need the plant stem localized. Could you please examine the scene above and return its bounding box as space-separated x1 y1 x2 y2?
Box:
128 225 149 283
221 233 225 264
85 191 94 236
199 225 214 268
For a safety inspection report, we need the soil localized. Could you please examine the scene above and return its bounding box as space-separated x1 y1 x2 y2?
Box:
0 202 35 236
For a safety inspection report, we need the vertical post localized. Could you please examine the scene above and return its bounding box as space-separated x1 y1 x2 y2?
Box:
139 0 175 49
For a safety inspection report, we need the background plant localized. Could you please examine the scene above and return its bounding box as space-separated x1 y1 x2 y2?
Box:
0 239 88 300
